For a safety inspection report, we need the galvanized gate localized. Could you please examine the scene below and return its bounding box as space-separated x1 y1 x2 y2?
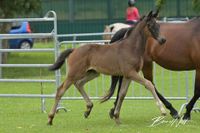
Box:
0 11 62 112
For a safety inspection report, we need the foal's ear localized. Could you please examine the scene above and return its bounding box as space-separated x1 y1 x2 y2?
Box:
153 9 159 18
139 15 145 22
147 10 153 21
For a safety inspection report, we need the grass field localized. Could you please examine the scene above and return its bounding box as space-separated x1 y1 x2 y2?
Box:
0 42 200 133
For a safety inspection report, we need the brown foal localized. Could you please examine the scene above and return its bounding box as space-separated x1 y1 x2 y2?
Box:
47 11 166 125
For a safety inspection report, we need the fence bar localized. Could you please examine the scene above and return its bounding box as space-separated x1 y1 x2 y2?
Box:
60 40 110 45
0 79 55 82
0 64 51 67
0 49 54 53
0 33 53 39
0 94 187 100
0 17 54 22
57 32 114 38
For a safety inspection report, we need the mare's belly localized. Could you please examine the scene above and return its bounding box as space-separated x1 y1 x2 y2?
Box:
153 56 195 71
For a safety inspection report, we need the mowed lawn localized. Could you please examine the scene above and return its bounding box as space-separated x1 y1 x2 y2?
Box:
0 42 200 133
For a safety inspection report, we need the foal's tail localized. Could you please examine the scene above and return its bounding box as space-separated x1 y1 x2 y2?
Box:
48 49 74 71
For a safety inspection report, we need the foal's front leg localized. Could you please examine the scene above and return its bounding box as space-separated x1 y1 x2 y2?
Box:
129 71 167 116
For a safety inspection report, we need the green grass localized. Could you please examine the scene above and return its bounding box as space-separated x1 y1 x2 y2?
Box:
0 99 200 133
0 42 200 133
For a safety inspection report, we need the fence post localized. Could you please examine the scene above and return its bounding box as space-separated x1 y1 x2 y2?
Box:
0 39 2 78
69 0 74 23
177 0 180 17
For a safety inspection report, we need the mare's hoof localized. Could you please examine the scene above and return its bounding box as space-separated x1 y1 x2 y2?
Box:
109 108 115 119
182 114 191 120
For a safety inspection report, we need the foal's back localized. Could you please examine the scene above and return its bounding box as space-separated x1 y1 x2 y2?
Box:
67 43 122 75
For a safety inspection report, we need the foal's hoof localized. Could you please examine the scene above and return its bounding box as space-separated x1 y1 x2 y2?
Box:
114 118 121 125
109 108 115 119
161 112 167 116
47 115 53 126
47 121 53 126
84 111 90 118
47 119 53 126
170 112 180 119
182 114 191 120
113 114 121 125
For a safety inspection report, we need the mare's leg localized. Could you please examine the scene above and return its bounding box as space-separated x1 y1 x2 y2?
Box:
48 79 73 125
74 71 99 118
183 70 200 120
142 61 179 119
113 78 131 124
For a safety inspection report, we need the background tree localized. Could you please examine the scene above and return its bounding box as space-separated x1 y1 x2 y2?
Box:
0 0 42 63
192 0 200 14
155 0 166 11
155 0 200 14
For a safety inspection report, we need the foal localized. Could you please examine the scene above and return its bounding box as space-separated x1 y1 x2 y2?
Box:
47 11 166 125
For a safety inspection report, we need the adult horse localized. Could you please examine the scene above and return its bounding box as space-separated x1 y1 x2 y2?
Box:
101 16 200 120
47 11 167 125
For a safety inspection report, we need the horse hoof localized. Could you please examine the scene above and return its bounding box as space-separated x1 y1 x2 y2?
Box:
109 109 115 119
47 122 53 126
114 118 121 125
170 112 180 119
47 120 53 126
84 112 89 118
161 112 167 116
182 114 191 120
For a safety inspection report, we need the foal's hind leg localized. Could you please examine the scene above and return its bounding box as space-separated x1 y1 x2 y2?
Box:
183 70 200 120
113 78 131 124
48 79 73 125
74 71 99 118
109 76 123 119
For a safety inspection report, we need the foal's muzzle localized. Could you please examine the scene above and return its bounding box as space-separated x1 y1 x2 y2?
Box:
157 37 166 45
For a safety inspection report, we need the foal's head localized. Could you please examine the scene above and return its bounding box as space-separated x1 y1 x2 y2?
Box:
141 10 166 45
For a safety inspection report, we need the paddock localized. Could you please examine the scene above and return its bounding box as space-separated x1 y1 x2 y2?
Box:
0 11 199 132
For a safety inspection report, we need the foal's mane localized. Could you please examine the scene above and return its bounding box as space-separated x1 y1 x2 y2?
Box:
125 15 146 38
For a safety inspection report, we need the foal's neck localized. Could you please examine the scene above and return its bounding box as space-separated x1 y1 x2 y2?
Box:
127 23 148 55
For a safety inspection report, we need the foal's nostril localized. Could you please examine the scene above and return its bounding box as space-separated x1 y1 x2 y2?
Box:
161 38 166 44
158 37 166 45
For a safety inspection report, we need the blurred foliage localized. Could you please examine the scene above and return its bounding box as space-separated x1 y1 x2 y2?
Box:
155 0 200 14
0 0 42 63
192 0 200 14
0 0 42 18
155 0 166 10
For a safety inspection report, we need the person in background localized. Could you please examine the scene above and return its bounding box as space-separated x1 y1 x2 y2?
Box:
125 0 140 25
